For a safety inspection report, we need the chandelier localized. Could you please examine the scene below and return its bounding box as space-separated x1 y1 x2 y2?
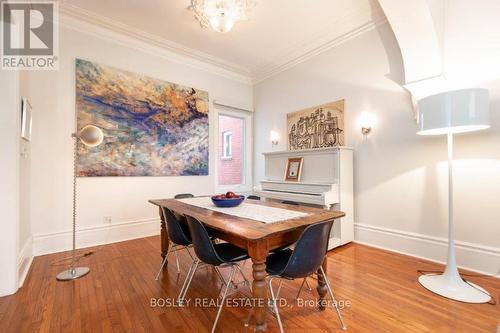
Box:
189 0 256 33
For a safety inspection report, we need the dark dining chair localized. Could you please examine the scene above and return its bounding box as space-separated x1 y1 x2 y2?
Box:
247 195 261 200
155 207 193 280
265 220 347 332
156 207 224 295
156 192 192 278
174 193 194 199
275 199 311 290
184 215 251 333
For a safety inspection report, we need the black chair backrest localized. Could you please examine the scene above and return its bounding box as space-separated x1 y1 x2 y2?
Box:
185 215 224 266
162 207 191 246
281 200 299 205
175 193 194 199
247 195 261 200
280 220 334 279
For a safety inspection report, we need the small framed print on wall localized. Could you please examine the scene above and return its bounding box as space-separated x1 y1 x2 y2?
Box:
284 157 303 182
21 98 32 141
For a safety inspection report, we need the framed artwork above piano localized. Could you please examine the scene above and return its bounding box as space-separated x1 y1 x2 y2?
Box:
254 147 353 249
287 99 345 150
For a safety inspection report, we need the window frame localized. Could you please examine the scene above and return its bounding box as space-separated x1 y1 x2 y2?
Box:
215 107 253 193
221 130 232 160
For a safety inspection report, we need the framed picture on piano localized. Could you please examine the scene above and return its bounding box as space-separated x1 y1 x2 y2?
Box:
284 157 303 182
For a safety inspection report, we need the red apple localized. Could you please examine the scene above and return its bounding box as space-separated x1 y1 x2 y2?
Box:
226 191 236 198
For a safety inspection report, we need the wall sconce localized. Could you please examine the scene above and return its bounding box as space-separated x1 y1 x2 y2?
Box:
270 131 279 146
358 112 375 135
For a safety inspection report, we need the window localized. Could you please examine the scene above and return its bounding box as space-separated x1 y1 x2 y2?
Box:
217 110 252 189
222 131 232 159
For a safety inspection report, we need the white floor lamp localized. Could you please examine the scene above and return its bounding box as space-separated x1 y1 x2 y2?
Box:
416 88 491 303
57 125 104 281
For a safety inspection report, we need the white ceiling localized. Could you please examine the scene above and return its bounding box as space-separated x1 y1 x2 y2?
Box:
61 0 386 82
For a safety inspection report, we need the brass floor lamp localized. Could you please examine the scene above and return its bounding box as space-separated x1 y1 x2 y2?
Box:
57 125 104 281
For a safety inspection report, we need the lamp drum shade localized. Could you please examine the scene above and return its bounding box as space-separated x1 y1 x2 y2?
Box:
417 89 490 135
77 125 104 147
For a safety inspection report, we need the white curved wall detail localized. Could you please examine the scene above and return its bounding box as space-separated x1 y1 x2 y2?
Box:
380 0 500 100
378 0 443 86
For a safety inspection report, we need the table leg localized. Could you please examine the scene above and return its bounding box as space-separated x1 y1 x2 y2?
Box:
317 258 328 311
249 243 269 332
159 207 169 259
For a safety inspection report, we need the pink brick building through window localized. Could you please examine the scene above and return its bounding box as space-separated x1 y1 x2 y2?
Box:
218 115 243 186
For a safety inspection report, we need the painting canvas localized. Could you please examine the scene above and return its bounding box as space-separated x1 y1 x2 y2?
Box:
75 59 209 177
287 100 344 150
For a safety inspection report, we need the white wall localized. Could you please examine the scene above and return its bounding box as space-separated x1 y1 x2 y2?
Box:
1 20 32 296
443 0 500 90
24 22 253 255
18 72 33 287
253 22 500 275
0 69 20 296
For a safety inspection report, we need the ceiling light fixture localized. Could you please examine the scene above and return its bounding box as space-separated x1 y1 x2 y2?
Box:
189 0 256 33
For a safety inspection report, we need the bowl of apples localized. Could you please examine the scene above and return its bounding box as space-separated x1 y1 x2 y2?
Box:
211 192 245 208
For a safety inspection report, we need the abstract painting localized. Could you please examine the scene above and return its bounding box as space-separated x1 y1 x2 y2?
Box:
287 100 344 150
75 59 209 177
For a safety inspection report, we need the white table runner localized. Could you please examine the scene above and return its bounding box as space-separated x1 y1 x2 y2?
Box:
177 197 309 224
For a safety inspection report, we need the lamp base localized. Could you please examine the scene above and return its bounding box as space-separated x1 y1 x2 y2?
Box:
419 273 491 303
56 267 90 281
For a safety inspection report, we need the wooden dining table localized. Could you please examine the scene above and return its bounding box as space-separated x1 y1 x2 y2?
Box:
149 197 345 332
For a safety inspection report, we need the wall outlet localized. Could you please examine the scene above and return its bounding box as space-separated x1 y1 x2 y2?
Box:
104 216 112 224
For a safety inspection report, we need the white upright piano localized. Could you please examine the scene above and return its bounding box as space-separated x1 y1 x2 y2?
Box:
254 147 353 250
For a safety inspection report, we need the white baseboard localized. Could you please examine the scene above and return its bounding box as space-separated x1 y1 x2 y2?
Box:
354 223 500 277
33 218 160 256
18 237 34 288
30 220 499 278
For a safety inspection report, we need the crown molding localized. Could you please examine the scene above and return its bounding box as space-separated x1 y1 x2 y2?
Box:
251 16 388 84
59 4 253 85
59 3 387 85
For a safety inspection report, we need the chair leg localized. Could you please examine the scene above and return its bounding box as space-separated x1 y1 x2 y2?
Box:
296 276 314 300
296 278 306 300
175 249 180 273
305 277 313 291
155 244 173 280
178 259 199 305
215 265 240 290
276 279 283 299
269 277 285 333
185 246 194 259
235 263 252 290
319 266 347 331
177 259 195 304
214 266 229 298
214 266 225 285
211 265 237 333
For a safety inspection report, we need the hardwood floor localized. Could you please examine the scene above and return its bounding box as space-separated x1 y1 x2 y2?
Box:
0 237 498 332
